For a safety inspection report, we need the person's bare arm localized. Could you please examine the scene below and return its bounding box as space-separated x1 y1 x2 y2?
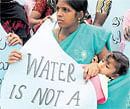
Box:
83 45 109 82
29 11 53 27
93 0 112 26
29 10 42 26
98 45 109 60
93 12 108 26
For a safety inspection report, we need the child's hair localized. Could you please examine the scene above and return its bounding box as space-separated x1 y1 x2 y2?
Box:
105 51 129 76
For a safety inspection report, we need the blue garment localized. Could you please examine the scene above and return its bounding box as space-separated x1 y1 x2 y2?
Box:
98 41 130 109
53 23 111 64
98 69 130 109
53 23 130 108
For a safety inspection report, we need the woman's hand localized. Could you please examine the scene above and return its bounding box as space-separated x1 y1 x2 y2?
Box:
124 26 130 41
8 50 22 64
83 63 99 83
6 33 23 46
33 15 53 32
39 15 53 24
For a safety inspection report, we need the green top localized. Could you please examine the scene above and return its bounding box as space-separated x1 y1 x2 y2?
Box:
53 23 111 64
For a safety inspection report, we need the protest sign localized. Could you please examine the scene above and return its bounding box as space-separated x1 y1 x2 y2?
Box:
0 24 21 90
0 19 97 109
87 0 130 51
87 1 130 108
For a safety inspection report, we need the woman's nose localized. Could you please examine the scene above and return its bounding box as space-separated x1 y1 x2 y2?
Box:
57 9 63 17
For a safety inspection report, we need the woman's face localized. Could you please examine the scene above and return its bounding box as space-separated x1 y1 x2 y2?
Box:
56 0 78 28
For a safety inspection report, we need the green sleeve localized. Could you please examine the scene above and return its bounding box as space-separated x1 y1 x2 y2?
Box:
93 26 112 54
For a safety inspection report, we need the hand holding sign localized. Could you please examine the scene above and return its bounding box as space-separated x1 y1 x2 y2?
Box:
0 24 22 90
0 19 97 108
6 33 23 46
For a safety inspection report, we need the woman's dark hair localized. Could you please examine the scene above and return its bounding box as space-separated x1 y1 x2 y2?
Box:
56 0 88 16
1 0 12 2
106 51 129 76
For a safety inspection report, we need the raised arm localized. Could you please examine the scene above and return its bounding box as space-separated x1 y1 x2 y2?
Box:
93 0 112 26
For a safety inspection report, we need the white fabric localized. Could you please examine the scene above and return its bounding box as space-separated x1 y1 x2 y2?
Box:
98 74 109 101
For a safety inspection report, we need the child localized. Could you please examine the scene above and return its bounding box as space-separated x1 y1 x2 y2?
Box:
97 51 129 79
83 51 129 104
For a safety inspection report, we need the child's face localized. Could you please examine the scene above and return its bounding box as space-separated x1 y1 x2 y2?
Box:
98 57 117 77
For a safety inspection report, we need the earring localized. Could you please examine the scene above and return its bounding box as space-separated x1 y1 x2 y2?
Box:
78 17 81 23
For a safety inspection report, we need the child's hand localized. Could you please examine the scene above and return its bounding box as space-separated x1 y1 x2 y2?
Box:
8 50 22 64
83 63 99 83
6 33 23 46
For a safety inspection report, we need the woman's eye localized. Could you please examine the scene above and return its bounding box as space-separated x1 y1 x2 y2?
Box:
63 7 69 12
56 7 59 11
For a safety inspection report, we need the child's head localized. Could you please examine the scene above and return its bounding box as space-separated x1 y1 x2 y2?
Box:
98 51 129 79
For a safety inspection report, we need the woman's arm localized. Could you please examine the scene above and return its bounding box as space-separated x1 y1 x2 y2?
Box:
83 45 109 82
29 0 49 27
29 11 42 26
93 0 112 26
98 45 109 60
93 12 108 26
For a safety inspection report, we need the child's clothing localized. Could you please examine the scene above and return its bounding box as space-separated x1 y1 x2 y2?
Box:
90 74 109 104
82 65 109 104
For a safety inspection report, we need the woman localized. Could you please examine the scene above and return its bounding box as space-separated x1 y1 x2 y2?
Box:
29 0 56 32
8 0 111 80
0 0 31 45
